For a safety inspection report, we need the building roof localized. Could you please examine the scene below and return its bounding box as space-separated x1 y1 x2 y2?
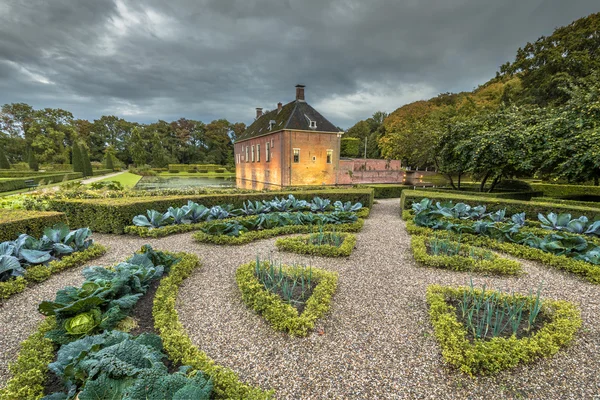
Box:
236 100 340 142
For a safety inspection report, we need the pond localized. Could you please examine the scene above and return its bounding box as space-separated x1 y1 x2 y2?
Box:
134 176 235 190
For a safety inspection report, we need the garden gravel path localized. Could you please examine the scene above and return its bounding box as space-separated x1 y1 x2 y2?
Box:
1 198 599 399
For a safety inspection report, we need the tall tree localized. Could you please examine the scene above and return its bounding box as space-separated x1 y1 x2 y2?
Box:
80 145 93 177
129 126 147 167
105 152 114 170
72 142 83 173
27 147 39 171
0 146 10 169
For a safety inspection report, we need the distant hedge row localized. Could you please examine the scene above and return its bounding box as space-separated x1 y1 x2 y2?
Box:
400 190 600 220
530 183 600 199
359 184 541 200
49 189 374 234
0 172 83 192
0 209 67 242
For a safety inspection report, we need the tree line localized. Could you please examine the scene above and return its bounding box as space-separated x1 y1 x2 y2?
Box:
0 104 246 169
378 12 600 189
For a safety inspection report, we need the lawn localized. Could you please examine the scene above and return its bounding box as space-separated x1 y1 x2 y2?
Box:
91 172 142 188
158 171 235 178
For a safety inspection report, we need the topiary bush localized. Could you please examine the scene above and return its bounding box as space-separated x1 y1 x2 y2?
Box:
0 209 67 242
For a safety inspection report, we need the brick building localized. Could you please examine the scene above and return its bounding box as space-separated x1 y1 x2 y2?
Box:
234 85 344 190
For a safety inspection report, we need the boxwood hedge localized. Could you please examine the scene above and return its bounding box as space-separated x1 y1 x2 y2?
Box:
50 189 374 234
400 190 600 220
530 183 600 199
0 172 83 192
411 235 522 275
236 260 338 337
0 209 67 242
427 285 581 375
275 233 357 257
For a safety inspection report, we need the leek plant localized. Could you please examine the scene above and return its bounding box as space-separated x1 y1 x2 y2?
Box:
254 255 313 307
308 225 344 247
458 278 543 340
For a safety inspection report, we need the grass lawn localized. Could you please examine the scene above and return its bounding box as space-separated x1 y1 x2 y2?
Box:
92 172 142 188
158 171 235 178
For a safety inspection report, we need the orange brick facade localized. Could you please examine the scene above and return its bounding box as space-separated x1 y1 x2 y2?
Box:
235 130 342 190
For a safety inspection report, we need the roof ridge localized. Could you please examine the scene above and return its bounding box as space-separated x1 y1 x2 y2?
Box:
283 100 299 129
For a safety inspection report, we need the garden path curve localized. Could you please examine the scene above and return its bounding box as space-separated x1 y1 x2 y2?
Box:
1 199 599 399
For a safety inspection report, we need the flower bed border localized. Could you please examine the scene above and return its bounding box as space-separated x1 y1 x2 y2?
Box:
427 285 581 376
153 252 273 399
411 235 522 275
236 261 338 337
0 244 107 300
405 219 600 284
275 233 357 257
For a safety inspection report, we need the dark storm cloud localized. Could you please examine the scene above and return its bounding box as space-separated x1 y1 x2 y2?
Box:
0 0 598 128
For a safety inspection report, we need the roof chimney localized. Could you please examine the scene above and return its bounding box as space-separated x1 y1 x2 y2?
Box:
277 102 282 113
255 108 263 119
295 84 305 101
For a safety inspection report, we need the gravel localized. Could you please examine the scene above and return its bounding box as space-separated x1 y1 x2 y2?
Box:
1 198 599 398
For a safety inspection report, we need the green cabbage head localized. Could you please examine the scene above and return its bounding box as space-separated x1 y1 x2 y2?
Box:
64 309 101 335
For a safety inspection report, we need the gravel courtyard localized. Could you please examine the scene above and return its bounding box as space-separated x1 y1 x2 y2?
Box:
1 199 599 399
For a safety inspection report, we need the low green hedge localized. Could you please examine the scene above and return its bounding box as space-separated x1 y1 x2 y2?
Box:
0 244 107 300
531 183 600 199
125 207 370 238
416 187 542 201
0 172 83 192
0 317 57 400
92 169 113 176
153 252 273 399
411 235 522 275
194 219 365 245
236 260 338 336
275 233 357 257
50 189 374 234
427 285 581 375
0 209 67 242
360 184 412 199
400 190 600 220
405 219 600 284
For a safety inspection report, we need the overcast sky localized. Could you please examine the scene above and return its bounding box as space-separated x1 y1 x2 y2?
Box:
0 0 598 129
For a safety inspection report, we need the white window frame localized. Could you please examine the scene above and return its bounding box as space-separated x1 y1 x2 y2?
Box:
251 145 255 162
265 142 270 162
293 148 300 163
256 144 260 162
326 149 333 164
245 146 249 163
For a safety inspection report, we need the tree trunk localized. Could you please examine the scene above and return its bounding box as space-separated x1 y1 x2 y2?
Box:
447 174 456 190
479 172 490 192
457 173 462 190
488 175 501 193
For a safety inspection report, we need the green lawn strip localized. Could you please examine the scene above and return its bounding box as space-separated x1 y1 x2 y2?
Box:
410 235 522 275
236 260 338 337
158 171 236 177
404 219 600 284
91 171 142 188
193 219 364 245
275 233 357 257
153 252 273 399
427 285 581 376
0 244 107 300
0 317 57 400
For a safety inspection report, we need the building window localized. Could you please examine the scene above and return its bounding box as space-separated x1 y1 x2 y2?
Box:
327 149 333 164
293 148 300 163
256 144 260 162
266 142 270 162
251 145 255 162
309 120 317 128
245 146 248 162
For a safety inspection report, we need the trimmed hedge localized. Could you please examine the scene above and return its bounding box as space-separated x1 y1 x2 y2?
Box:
125 207 370 238
194 219 365 245
416 187 542 201
0 172 83 192
92 169 113 176
0 209 67 242
275 233 357 257
51 189 374 234
405 219 600 284
153 252 273 399
0 244 107 300
427 285 581 375
531 183 600 199
0 317 57 400
411 235 522 275
236 260 338 336
361 184 412 199
400 190 600 220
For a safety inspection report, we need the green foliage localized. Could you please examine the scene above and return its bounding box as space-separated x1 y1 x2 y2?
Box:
426 284 581 375
253 256 314 308
0 146 10 169
47 331 213 400
0 209 67 242
50 189 374 234
0 172 83 193
0 316 56 400
530 183 600 199
411 235 521 275
340 137 360 157
88 180 124 191
80 145 93 177
276 232 357 257
105 151 114 170
72 142 83 173
153 252 273 399
236 258 338 336
27 146 39 171
361 184 411 199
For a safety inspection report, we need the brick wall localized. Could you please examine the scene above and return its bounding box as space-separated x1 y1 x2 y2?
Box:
336 158 405 184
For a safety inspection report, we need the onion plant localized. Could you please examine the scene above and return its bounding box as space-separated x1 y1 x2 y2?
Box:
458 278 543 340
308 225 344 247
254 255 313 308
